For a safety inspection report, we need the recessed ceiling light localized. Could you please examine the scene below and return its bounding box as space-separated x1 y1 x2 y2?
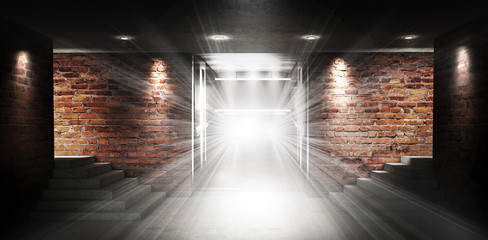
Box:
304 35 319 40
402 35 417 40
119 36 130 40
212 35 228 40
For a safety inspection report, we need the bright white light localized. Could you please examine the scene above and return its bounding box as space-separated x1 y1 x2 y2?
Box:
201 53 295 72
304 35 319 40
222 114 286 144
212 35 228 40
215 78 291 81
402 35 417 40
224 117 258 142
215 109 291 114
226 191 283 222
119 36 130 40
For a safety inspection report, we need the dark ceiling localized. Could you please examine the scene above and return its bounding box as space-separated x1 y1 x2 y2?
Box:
1 0 487 54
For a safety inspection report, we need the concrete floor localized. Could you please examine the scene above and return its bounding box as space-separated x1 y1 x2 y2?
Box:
15 135 372 240
16 193 372 240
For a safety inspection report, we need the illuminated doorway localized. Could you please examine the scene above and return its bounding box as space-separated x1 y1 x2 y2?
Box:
191 54 309 192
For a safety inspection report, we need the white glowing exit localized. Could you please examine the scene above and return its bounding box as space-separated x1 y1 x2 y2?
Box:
191 54 310 190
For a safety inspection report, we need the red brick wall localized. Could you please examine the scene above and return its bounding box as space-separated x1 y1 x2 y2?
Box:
53 53 192 196
53 52 434 195
1 20 53 227
307 52 434 191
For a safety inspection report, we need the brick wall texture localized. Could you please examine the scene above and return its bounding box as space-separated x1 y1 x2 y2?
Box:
434 16 488 217
53 53 192 196
1 20 53 226
307 52 434 191
53 52 434 195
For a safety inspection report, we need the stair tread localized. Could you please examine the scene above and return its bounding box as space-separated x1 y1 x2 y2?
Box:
45 178 138 192
39 184 150 205
343 185 387 209
386 162 431 169
48 170 125 189
385 163 435 172
55 156 95 159
60 162 110 170
82 170 123 180
356 178 397 199
124 191 165 214
54 156 96 169
31 192 166 221
339 177 488 240
371 171 439 190
37 184 152 211
50 170 124 182
372 170 437 181
329 192 409 240
71 191 165 213
400 156 433 166
103 177 138 191
43 178 138 198
53 162 112 179
357 177 444 202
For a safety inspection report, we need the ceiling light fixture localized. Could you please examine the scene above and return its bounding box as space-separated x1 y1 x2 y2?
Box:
215 109 291 113
215 78 291 81
304 35 319 40
119 36 130 40
402 35 417 40
212 35 228 40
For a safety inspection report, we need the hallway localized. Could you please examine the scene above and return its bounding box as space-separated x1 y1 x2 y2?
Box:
18 140 372 240
4 2 488 238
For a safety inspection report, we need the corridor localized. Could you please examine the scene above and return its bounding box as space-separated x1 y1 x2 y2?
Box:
18 139 371 240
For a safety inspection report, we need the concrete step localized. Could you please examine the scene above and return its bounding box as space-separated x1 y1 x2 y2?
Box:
308 198 375 240
42 178 139 200
371 170 439 190
339 185 488 240
37 185 151 211
328 192 411 240
343 185 423 213
52 162 112 179
401 156 433 168
54 156 96 169
31 192 166 221
356 178 404 200
384 163 436 179
357 178 445 202
48 170 125 189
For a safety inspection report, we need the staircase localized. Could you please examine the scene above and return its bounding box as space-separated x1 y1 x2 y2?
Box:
31 156 166 221
329 156 488 240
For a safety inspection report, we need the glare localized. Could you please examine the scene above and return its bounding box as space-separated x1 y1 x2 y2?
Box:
224 191 285 223
201 53 296 72
215 77 291 81
401 35 417 40
304 35 319 40
16 51 29 69
117 35 131 40
212 35 228 40
456 46 470 85
222 114 284 143
215 109 291 113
